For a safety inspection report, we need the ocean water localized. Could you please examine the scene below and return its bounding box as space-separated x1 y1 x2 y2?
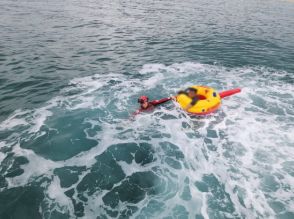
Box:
0 0 294 218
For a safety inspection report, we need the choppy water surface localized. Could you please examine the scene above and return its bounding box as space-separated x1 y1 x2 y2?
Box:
0 0 294 218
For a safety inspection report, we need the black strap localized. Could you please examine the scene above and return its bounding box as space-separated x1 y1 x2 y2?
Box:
190 97 198 105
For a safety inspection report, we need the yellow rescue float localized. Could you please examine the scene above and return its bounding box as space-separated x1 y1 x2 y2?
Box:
176 85 221 115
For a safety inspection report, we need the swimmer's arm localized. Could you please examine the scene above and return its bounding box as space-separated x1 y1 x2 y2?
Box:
184 103 193 111
185 98 198 111
131 109 142 118
171 96 177 101
150 97 172 106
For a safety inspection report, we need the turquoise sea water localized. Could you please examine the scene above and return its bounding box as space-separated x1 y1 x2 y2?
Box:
0 0 294 218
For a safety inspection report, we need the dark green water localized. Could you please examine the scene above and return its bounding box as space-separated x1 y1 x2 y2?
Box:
0 0 293 218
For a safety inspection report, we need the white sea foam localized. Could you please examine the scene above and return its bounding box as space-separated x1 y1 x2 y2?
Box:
0 109 29 130
0 62 293 218
6 143 60 188
47 176 72 207
0 142 5 163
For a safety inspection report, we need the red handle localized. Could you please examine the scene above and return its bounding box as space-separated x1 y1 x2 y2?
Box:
219 88 241 99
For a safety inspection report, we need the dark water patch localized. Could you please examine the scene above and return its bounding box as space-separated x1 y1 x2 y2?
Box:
76 148 126 195
32 82 54 89
277 212 294 219
64 188 74 198
75 165 123 216
196 214 205 219
254 149 275 164
72 200 84 217
168 205 189 219
42 64 74 72
97 215 108 219
0 153 29 179
165 157 182 170
194 181 209 193
74 142 155 210
0 175 8 189
222 141 247 159
10 65 24 71
0 128 17 143
195 174 239 219
108 142 138 164
104 208 118 217
102 171 162 213
107 142 155 165
54 166 87 188
204 137 217 151
0 57 6 63
0 95 16 102
260 174 280 193
268 200 286 214
95 57 112 62
0 81 67 123
135 143 155 165
181 183 192 201
5 156 29 178
207 129 218 138
0 78 8 87
0 186 44 219
139 199 166 217
233 186 246 208
5 59 23 66
282 161 294 177
44 210 69 219
118 206 138 218
20 110 98 161
3 80 37 91
159 141 185 160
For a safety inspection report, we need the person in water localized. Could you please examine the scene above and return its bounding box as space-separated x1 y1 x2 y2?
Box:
134 95 172 115
176 87 199 110
134 87 198 115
